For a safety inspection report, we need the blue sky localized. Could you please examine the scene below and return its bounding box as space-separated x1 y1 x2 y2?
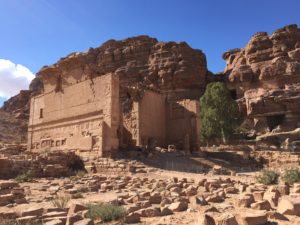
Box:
0 0 299 106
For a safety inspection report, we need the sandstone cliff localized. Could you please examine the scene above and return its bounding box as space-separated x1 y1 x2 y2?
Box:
0 76 43 143
1 77 43 119
223 24 300 84
38 35 208 100
222 24 300 140
0 110 27 143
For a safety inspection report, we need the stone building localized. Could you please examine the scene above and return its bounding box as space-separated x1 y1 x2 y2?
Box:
28 36 205 157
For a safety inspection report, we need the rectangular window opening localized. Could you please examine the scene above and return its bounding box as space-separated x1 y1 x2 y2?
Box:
39 108 44 118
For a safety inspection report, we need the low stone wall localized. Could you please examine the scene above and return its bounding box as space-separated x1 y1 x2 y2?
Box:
0 151 84 179
85 158 147 174
0 181 25 206
252 151 300 170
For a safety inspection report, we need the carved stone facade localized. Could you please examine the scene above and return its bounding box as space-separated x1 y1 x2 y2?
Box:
27 35 205 156
120 90 201 151
28 72 200 157
28 73 120 157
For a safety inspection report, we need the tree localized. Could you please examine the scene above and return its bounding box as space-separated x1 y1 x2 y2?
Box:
200 82 240 144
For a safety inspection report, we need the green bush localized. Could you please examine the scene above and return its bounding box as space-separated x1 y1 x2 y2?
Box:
282 168 300 184
51 195 70 209
256 170 279 185
15 170 34 183
86 203 127 222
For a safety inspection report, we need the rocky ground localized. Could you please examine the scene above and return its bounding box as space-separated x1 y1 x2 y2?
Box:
0 163 300 225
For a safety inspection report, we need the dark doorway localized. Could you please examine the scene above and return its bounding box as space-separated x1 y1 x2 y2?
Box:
229 89 237 100
266 114 285 131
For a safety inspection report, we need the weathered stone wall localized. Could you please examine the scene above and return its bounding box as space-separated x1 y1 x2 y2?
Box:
223 24 300 86
85 158 148 174
252 150 300 169
139 91 167 146
28 73 119 157
166 99 201 151
120 90 200 151
0 151 83 179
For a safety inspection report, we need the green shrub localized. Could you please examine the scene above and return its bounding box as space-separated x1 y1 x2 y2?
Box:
256 170 279 185
86 203 127 222
282 168 300 184
15 170 34 183
51 195 70 209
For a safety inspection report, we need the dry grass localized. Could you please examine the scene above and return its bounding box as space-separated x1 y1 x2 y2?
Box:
51 195 70 209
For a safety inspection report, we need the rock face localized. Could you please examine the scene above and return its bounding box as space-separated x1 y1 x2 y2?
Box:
223 24 300 84
1 77 43 119
0 110 27 143
0 77 43 143
221 24 300 140
38 35 207 98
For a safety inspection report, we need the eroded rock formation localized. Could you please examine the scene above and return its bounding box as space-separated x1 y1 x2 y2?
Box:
38 35 207 98
1 77 43 119
223 24 300 85
222 24 300 140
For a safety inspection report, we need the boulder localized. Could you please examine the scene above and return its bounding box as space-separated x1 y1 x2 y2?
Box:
66 213 84 225
73 219 95 225
215 213 238 225
237 211 268 225
263 189 280 208
68 203 88 215
236 194 254 208
143 206 161 217
160 206 173 216
205 194 224 203
149 192 162 204
21 207 44 217
168 201 188 212
196 196 208 206
44 219 64 225
16 216 39 224
124 212 141 223
198 213 216 225
252 191 264 202
250 200 271 210
277 196 300 216
0 181 19 189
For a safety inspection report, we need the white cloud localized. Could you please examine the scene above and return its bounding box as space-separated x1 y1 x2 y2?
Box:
0 59 35 99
